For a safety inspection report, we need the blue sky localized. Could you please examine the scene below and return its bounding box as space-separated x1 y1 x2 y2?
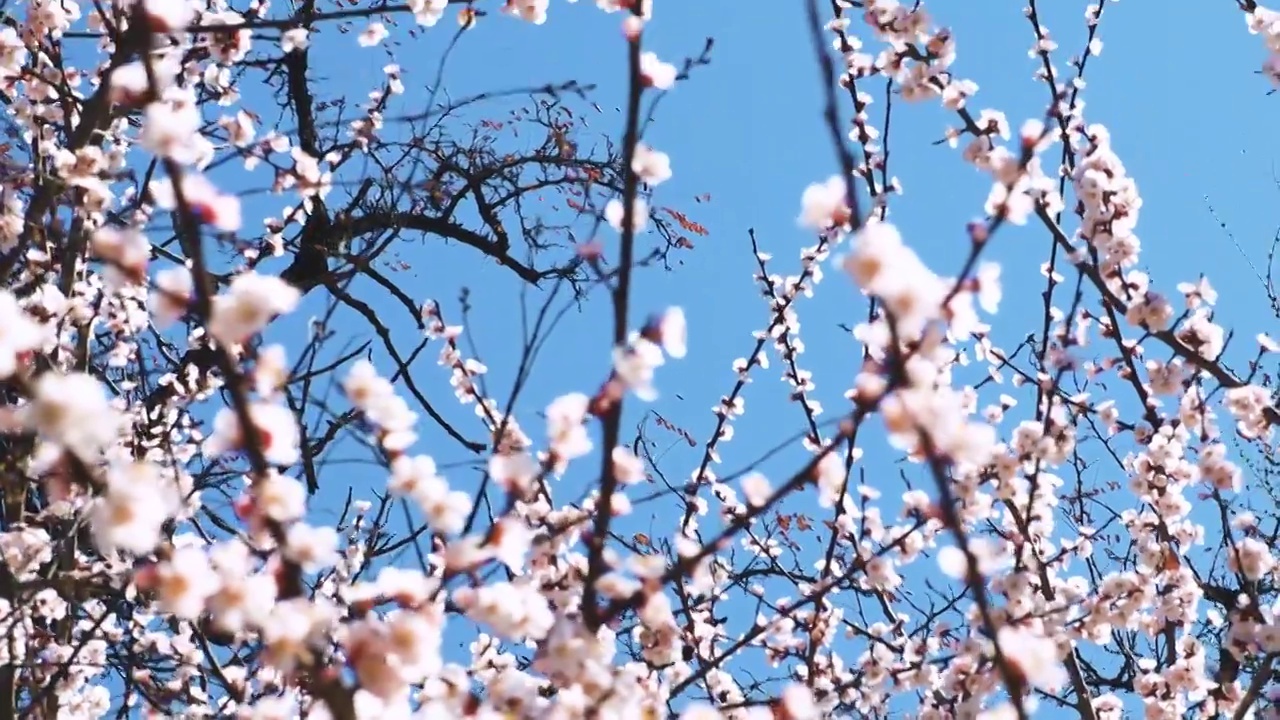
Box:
220 0 1280 714
276 0 1280 483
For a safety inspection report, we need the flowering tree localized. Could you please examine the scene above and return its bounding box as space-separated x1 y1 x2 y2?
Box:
3 0 1280 718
